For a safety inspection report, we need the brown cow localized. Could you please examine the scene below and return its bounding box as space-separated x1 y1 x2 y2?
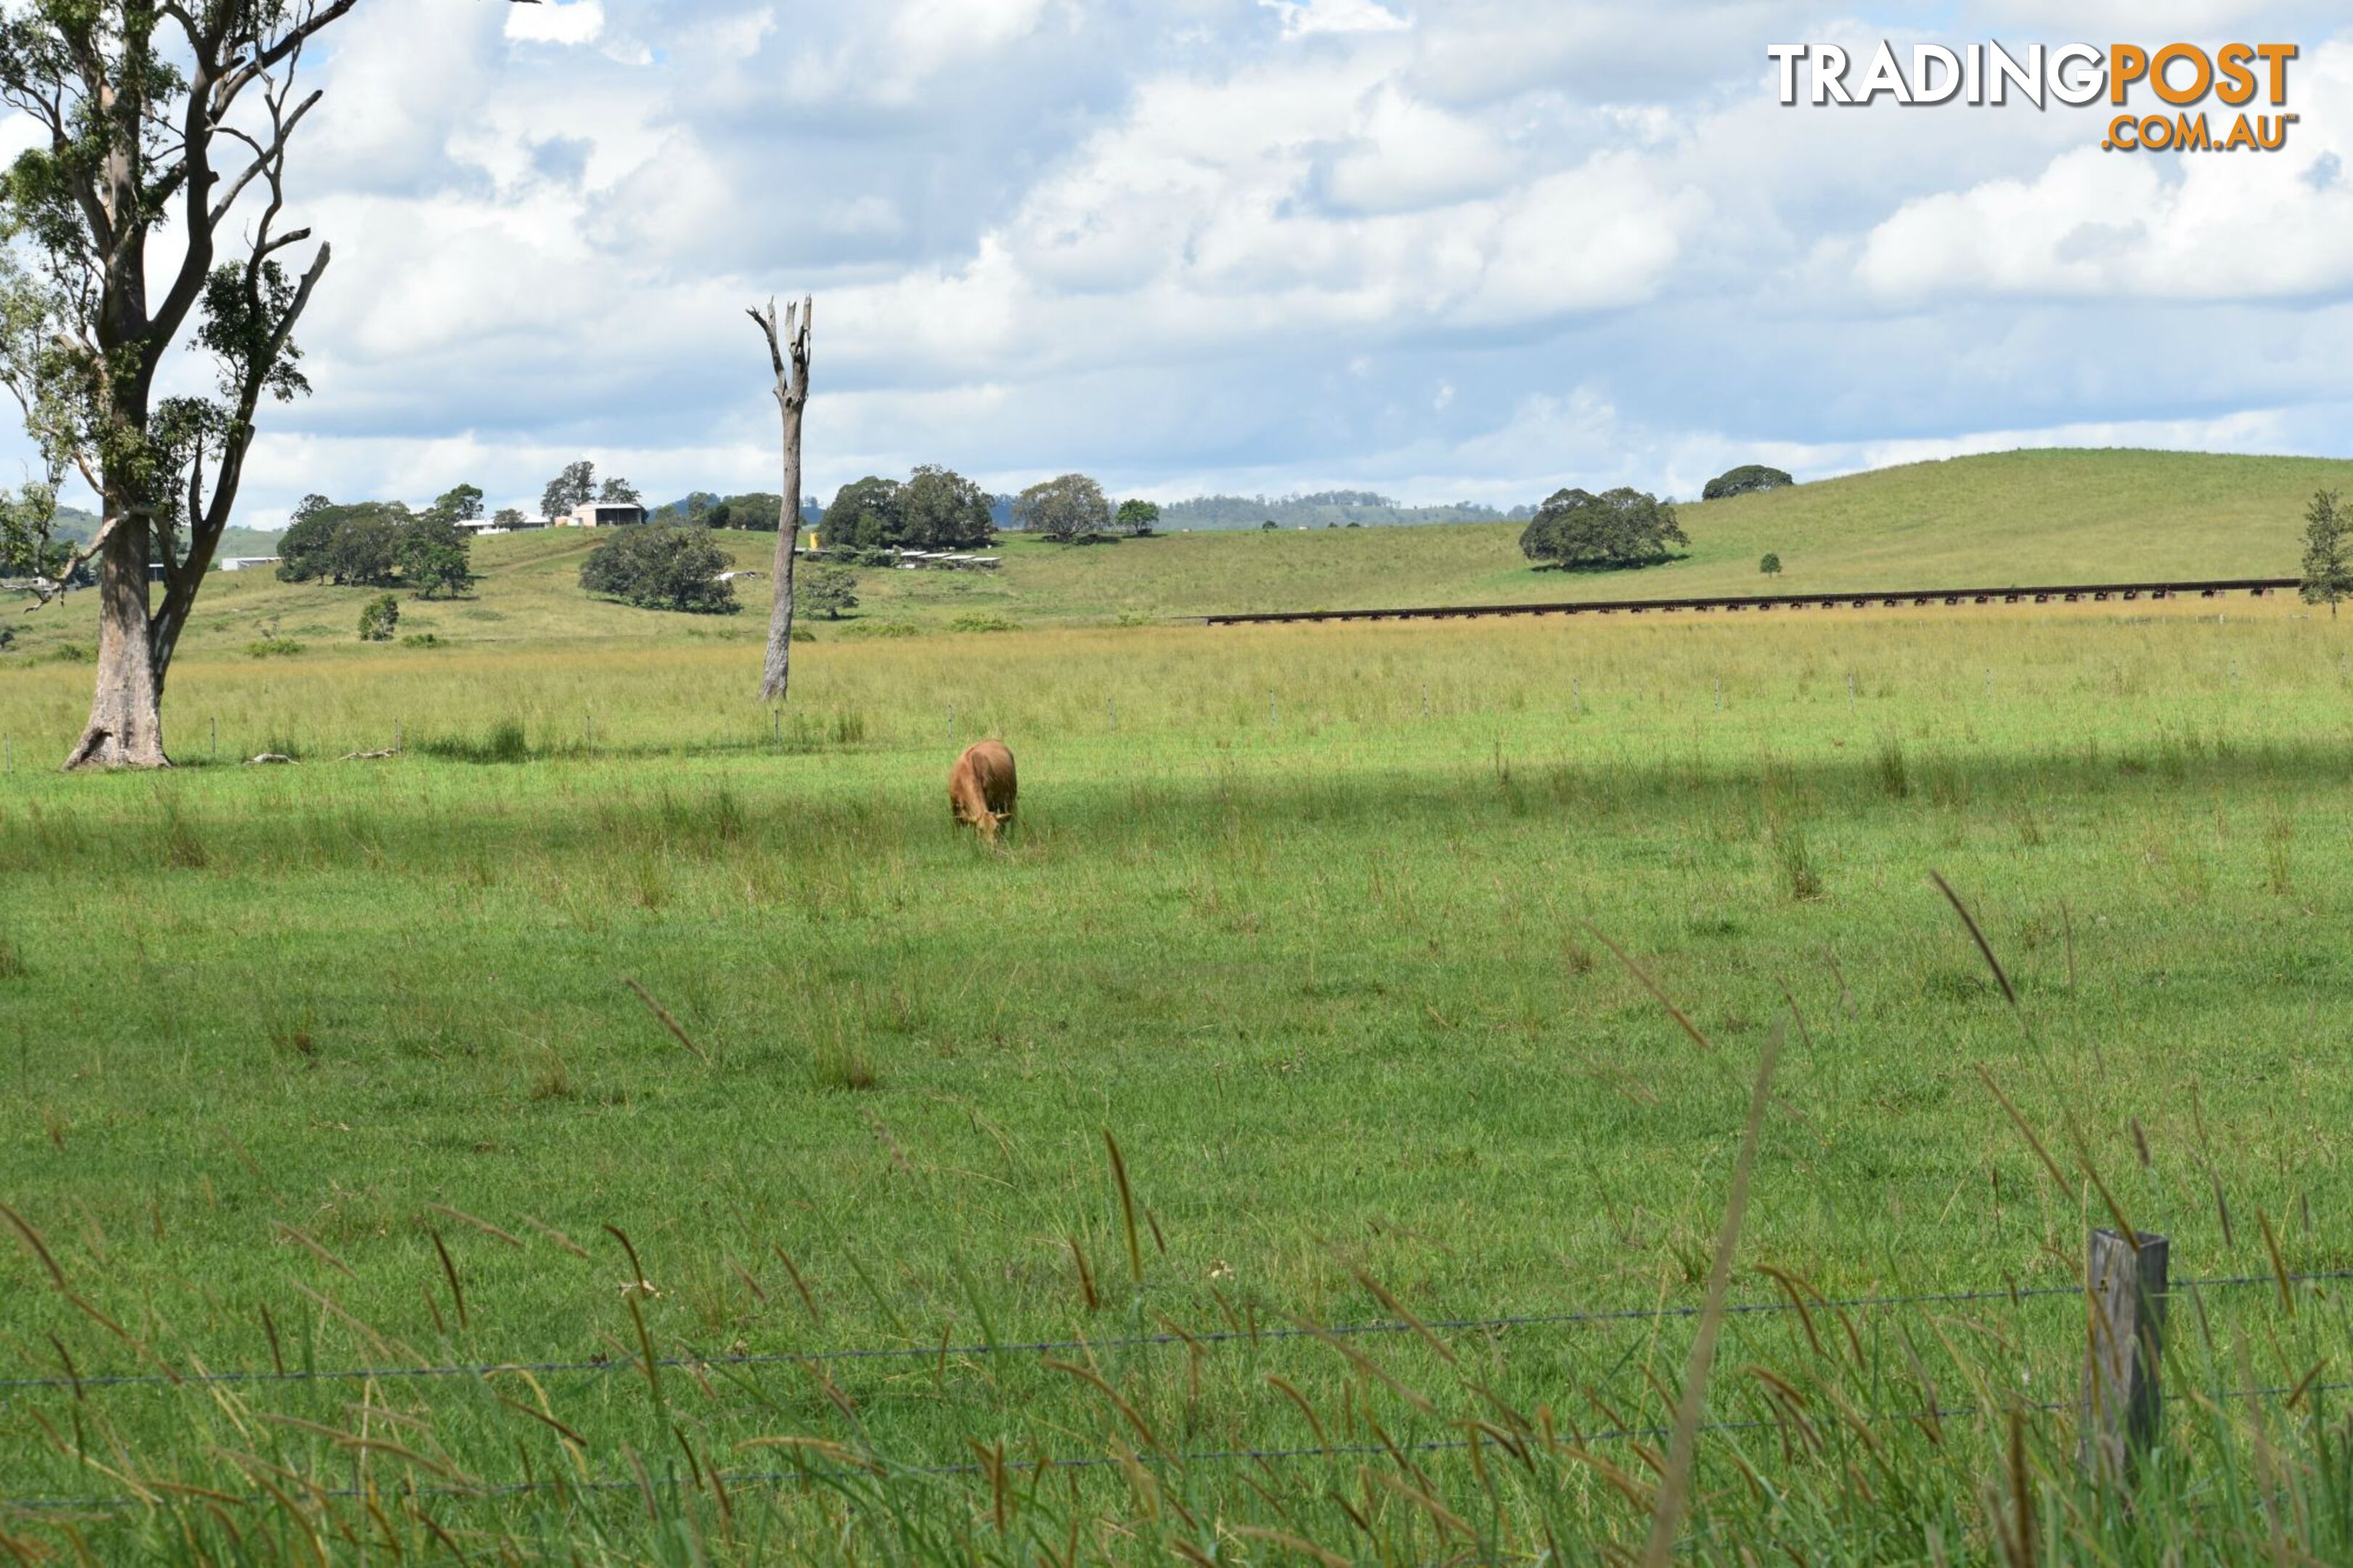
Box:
948 740 1018 844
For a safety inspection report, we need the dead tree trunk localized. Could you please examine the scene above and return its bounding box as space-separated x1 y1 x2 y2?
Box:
749 297 812 703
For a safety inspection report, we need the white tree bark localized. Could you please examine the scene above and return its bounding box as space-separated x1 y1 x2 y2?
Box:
748 298 812 703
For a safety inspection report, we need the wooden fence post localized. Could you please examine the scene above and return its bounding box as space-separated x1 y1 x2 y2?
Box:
2079 1228 2168 1482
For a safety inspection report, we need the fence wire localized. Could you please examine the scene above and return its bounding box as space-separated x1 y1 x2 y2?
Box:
7 1378 2348 1520
1 1270 2343 1395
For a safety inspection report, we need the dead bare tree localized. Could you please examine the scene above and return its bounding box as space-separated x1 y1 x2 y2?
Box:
747 296 812 703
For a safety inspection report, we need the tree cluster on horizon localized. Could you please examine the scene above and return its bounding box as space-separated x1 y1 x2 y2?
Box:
822 466 998 551
1702 465 1796 501
277 486 480 598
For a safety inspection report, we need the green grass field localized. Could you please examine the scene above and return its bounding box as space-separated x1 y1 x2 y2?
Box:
2 452 2352 1561
5 449 2342 671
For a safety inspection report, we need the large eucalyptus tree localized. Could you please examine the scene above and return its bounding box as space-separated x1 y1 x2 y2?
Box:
0 2 518 768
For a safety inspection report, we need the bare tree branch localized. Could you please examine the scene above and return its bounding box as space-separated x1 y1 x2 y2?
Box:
153 240 331 677
221 0 361 106
211 89 322 231
24 513 121 611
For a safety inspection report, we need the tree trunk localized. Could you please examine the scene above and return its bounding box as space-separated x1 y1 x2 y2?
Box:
762 396 804 703
65 510 168 769
751 296 811 706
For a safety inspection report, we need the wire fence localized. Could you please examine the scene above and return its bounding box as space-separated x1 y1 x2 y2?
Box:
4 1269 2343 1395
9 1375 2350 1519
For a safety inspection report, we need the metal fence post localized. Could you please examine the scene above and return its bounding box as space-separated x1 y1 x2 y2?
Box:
2079 1228 2168 1484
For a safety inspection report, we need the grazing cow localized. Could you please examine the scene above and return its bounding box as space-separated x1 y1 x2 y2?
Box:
948 739 1018 844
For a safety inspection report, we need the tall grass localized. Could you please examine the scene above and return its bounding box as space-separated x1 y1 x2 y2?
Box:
1 1059 2345 1564
0 600 2348 1558
420 715 533 763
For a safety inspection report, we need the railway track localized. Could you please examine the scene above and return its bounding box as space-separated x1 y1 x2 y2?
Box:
1202 576 2301 626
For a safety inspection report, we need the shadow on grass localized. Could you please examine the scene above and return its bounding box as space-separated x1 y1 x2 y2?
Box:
417 718 532 764
10 728 2348 881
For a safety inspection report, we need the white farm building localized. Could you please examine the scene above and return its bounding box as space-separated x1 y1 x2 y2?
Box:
559 501 646 528
455 500 646 536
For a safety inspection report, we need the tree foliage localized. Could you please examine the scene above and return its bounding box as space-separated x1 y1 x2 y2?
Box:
579 526 738 614
822 476 902 549
698 492 786 531
812 469 994 550
278 497 473 595
1703 465 1795 501
0 0 370 764
1115 499 1161 537
598 475 641 506
542 460 597 521
1014 474 1112 542
279 501 406 585
429 483 484 523
398 510 474 599
357 593 399 642
2301 489 2352 618
799 563 859 620
1518 488 1688 571
0 479 64 577
1760 552 1782 576
897 465 995 550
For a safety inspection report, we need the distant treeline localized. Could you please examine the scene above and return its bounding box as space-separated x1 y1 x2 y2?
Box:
43 505 290 568
1161 491 1533 529
651 493 822 531
648 487 1531 534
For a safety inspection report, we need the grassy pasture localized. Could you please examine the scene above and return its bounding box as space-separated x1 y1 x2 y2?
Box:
2 449 2341 672
1 595 2352 1559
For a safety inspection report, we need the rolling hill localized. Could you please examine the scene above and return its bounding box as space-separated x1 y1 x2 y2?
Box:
1 449 2342 660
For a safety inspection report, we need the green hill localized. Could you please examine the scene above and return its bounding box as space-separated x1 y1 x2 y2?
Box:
1 449 2341 657
854 448 2346 623
38 504 278 561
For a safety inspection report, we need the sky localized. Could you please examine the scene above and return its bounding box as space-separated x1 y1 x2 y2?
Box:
18 0 2353 522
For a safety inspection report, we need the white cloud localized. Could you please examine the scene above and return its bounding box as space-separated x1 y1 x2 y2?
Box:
506 0 605 46
781 0 1065 106
16 0 2352 525
1970 0 2292 27
1858 39 2353 301
1322 85 1519 212
1264 0 1411 40
892 0 1054 59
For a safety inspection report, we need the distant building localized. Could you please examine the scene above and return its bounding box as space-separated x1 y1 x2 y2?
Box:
559 501 646 528
218 556 281 572
456 516 549 535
